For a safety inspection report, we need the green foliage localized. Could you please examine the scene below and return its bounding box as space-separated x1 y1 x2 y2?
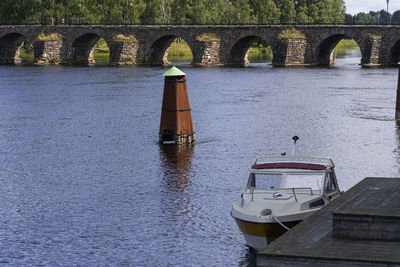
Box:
167 40 193 58
368 34 383 39
248 46 272 61
316 0 345 23
278 28 306 39
93 38 109 63
275 0 295 23
252 0 280 24
142 0 172 24
0 0 347 25
195 33 221 42
37 32 62 41
19 43 34 63
112 34 138 42
49 56 61 63
230 0 255 24
335 39 358 49
333 39 360 58
350 10 392 25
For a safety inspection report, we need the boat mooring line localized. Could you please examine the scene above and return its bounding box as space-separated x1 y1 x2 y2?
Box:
272 216 291 231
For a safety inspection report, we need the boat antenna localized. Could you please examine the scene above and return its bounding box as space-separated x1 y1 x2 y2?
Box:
292 136 300 156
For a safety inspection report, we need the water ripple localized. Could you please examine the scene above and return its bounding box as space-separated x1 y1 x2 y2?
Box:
0 59 399 265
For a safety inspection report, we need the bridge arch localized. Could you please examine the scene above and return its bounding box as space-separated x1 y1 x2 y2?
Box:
390 39 400 65
0 32 27 64
69 33 110 64
230 35 272 66
146 35 194 65
317 34 361 66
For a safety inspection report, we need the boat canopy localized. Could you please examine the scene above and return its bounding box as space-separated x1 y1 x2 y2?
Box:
252 155 334 169
252 162 326 171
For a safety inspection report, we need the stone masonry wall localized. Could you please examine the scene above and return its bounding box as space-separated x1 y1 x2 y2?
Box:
361 36 382 66
3 25 400 66
283 38 308 65
192 40 222 66
34 40 62 64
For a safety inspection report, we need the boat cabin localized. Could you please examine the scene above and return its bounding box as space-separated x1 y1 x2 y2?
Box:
245 156 339 199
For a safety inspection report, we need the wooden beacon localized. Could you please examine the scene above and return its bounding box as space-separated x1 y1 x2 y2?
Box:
159 66 195 144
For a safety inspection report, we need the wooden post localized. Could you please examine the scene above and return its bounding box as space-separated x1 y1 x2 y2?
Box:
396 64 400 120
159 67 196 144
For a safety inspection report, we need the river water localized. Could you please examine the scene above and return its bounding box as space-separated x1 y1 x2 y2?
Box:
1 50 400 266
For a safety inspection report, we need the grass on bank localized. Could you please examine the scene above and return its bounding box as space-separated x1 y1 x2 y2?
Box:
93 38 109 63
278 29 306 39
167 38 359 62
333 39 360 58
19 42 34 63
335 39 359 50
168 38 273 61
195 33 221 42
168 39 193 60
37 33 62 41
248 47 273 61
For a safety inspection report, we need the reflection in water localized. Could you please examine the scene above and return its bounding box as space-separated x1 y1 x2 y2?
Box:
238 247 257 267
157 144 197 259
159 144 195 193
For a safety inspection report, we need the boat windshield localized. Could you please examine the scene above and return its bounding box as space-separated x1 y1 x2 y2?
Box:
282 173 324 191
247 172 324 191
247 173 282 190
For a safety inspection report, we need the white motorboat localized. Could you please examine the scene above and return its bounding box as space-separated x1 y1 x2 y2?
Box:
231 142 341 250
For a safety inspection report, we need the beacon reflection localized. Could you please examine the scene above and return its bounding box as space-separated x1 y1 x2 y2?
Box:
159 144 195 192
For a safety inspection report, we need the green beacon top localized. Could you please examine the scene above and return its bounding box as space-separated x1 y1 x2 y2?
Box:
163 66 186 77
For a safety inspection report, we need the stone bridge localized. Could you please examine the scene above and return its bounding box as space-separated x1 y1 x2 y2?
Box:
1 25 400 67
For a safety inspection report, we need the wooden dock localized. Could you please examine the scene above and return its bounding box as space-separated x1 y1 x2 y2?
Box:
258 177 400 266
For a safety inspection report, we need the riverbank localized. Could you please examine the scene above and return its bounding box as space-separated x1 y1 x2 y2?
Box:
334 39 359 58
17 38 360 63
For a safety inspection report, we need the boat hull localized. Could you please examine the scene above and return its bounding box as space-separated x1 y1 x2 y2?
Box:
233 217 301 250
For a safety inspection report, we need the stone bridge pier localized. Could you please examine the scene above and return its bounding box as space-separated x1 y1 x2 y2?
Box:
1 25 400 67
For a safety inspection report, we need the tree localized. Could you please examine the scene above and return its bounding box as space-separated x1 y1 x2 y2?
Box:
0 0 354 25
314 0 345 24
171 0 193 24
275 0 295 24
344 13 354 24
141 0 172 24
171 0 210 24
203 0 228 24
252 0 280 24
295 0 311 24
376 9 390 24
392 10 400 25
141 0 159 24
355 12 373 24
230 0 254 24
307 1 319 24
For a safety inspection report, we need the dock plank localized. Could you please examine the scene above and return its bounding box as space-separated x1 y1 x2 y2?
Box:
258 178 400 266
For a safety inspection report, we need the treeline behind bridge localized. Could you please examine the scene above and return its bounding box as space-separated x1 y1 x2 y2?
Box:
2 0 400 26
0 0 347 25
